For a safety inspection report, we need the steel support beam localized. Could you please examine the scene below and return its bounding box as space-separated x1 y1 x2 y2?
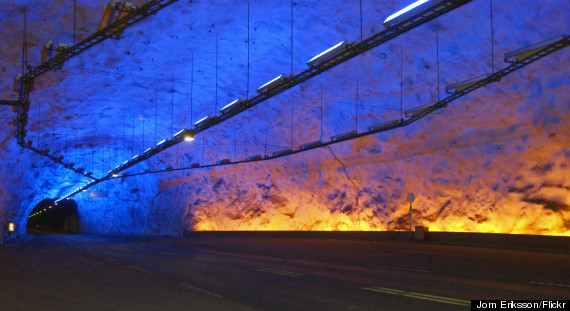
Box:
21 0 179 82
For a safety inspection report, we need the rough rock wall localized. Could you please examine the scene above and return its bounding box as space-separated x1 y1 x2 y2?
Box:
0 0 568 236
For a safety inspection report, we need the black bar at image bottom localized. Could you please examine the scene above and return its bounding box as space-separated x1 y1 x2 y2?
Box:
472 300 569 311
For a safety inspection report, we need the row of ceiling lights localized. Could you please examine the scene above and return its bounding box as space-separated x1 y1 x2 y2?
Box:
46 0 567 204
21 0 452 186
50 33 566 205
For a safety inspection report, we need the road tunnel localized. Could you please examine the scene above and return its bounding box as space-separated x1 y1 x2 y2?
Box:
26 198 79 234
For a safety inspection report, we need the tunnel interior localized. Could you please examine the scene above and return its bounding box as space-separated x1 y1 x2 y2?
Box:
0 0 568 237
27 199 79 234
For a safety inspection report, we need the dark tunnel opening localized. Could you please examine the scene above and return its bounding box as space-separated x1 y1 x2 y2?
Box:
26 199 79 234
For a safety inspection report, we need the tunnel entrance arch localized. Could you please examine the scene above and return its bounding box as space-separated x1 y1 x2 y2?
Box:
26 198 79 234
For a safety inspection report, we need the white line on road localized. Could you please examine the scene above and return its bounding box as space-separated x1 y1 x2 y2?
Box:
180 282 224 298
368 264 432 273
157 251 177 256
65 236 191 259
128 265 153 274
251 267 304 277
529 281 570 288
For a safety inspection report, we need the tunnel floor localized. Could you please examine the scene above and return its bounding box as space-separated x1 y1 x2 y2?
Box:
0 234 568 310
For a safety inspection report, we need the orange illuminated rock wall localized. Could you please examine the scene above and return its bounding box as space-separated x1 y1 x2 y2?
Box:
184 106 569 235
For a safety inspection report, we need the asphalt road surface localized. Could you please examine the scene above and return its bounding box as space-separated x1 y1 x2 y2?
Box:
1 234 568 310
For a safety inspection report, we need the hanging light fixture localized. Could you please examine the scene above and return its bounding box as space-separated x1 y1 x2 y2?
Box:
257 74 287 94
367 120 400 132
299 140 322 150
194 116 210 127
331 130 357 141
246 155 262 161
219 98 242 114
273 148 292 157
307 40 349 67
41 40 54 65
446 74 492 94
383 0 452 29
504 35 566 63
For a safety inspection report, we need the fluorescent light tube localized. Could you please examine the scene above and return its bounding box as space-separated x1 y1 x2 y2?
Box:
504 35 566 63
307 40 348 67
383 0 446 28
194 115 210 127
220 98 242 114
331 130 357 141
368 120 399 132
257 74 286 93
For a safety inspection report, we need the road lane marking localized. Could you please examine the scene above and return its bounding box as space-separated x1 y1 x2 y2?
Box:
65 236 157 252
399 290 471 304
252 267 303 277
257 267 304 277
529 281 570 288
69 237 222 263
367 264 432 273
180 282 223 298
157 251 177 256
190 257 220 263
65 236 225 269
362 287 470 307
128 265 153 274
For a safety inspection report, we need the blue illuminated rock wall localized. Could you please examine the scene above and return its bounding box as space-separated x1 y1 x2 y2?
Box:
0 0 568 236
